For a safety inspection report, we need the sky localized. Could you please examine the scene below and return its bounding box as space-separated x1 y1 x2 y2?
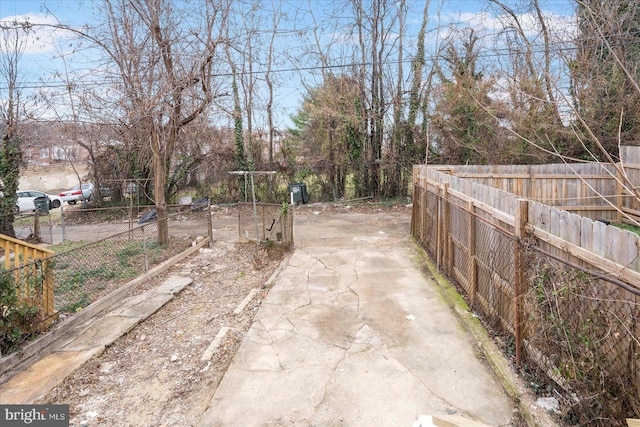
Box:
0 0 577 128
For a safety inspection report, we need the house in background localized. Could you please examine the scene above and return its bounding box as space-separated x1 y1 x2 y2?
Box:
21 122 90 167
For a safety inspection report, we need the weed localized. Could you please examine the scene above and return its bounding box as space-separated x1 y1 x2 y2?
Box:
60 294 90 313
117 243 143 267
0 270 42 355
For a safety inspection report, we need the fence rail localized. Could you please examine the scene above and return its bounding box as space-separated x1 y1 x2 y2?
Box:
437 148 640 225
0 234 56 326
8 201 214 246
412 164 640 426
0 202 212 358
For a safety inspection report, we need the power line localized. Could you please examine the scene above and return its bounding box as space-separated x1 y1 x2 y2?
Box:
2 31 640 92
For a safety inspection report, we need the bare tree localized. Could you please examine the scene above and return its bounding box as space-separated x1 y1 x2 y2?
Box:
388 0 406 197
488 0 567 162
57 0 230 243
265 1 283 169
466 0 640 224
572 0 640 154
236 1 258 169
404 0 430 188
0 20 31 237
431 28 505 164
348 0 399 196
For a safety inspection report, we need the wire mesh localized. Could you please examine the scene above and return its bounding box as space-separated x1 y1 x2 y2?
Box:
474 218 515 332
522 244 640 425
8 212 51 243
412 182 640 425
411 185 438 259
4 202 212 245
448 202 472 292
8 207 209 315
237 202 294 249
51 222 181 316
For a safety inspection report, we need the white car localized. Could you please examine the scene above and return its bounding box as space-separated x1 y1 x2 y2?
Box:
16 190 63 212
60 183 95 204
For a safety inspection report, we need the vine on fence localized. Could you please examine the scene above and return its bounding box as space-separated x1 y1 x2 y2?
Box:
523 245 640 426
0 270 42 356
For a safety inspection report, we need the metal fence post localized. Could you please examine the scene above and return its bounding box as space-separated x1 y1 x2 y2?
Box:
207 199 213 248
128 194 134 240
34 213 41 241
514 198 528 367
48 213 53 244
283 204 294 250
60 205 66 242
142 225 149 271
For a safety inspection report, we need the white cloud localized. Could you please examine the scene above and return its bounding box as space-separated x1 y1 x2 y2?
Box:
440 8 576 43
0 13 72 56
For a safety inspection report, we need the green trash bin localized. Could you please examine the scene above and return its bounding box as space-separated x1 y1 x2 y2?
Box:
34 196 49 214
288 182 309 205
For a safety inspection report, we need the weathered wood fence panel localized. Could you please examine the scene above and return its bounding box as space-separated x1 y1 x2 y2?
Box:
413 158 640 425
416 163 640 289
620 146 640 222
448 162 625 222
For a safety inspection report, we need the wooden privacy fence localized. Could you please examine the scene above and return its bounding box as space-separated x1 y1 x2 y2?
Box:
435 146 640 225
0 234 56 326
412 164 640 425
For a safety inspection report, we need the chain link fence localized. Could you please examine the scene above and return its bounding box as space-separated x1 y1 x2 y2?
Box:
412 182 640 426
50 220 185 316
1 203 212 356
522 243 640 425
237 202 294 250
8 201 212 245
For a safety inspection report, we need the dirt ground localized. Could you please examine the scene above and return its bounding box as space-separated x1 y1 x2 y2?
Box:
38 240 282 427
36 202 411 427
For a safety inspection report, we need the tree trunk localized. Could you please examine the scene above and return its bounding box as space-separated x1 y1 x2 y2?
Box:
390 0 405 198
152 130 169 245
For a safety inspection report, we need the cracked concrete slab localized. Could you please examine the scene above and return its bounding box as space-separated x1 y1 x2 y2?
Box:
107 292 174 318
155 275 193 294
0 348 104 404
0 240 204 406
199 213 516 427
60 315 143 352
206 364 335 425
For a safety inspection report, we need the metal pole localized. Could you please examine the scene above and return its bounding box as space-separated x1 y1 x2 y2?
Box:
245 174 249 203
34 212 41 241
250 173 259 245
207 198 213 248
48 213 53 244
129 180 134 240
142 225 149 271
60 205 66 242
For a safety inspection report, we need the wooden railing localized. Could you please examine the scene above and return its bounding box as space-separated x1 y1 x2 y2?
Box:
0 234 56 325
